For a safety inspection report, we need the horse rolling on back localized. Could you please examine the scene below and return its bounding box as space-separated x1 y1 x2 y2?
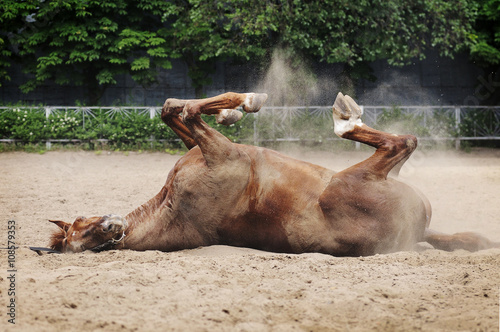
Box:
49 92 500 255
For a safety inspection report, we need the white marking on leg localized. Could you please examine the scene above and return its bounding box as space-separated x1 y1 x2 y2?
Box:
332 93 364 137
219 109 230 118
333 117 364 137
243 93 253 106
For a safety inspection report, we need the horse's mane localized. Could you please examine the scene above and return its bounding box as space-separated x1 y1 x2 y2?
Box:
49 229 66 252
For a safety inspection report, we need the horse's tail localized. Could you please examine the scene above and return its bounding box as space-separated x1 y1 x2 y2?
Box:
424 229 500 252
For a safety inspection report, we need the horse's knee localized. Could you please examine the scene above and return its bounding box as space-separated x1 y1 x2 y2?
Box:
181 101 201 122
379 134 417 158
402 135 417 153
161 98 186 121
377 135 417 162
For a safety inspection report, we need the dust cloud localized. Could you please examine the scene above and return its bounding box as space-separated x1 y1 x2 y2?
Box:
252 50 451 147
255 48 330 106
360 70 441 106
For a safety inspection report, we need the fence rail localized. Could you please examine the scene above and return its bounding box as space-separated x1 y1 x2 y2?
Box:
1 105 499 150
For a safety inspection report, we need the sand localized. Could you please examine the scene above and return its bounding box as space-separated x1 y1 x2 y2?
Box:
0 148 499 331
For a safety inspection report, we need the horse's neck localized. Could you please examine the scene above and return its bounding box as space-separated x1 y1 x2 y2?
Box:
123 186 169 249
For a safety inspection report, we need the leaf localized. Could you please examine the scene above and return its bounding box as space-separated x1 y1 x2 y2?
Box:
131 57 150 71
96 69 117 84
109 58 127 64
147 47 169 57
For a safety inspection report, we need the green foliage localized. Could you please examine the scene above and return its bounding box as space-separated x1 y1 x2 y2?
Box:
277 0 476 83
0 108 180 150
0 0 480 102
0 36 11 87
0 106 261 150
159 0 477 91
1 0 172 104
46 112 82 139
161 0 275 96
469 0 500 66
459 108 500 137
0 108 47 142
1 105 497 152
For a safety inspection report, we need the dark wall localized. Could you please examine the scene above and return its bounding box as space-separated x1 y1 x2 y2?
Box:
0 52 490 106
357 51 486 106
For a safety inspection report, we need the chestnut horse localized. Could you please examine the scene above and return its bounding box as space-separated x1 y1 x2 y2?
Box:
49 92 499 255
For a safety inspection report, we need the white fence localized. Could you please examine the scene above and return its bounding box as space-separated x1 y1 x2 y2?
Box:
251 105 499 149
1 105 499 149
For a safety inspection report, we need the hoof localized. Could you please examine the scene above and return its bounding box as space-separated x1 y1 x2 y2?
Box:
332 92 364 137
333 92 363 121
216 109 243 125
242 93 268 113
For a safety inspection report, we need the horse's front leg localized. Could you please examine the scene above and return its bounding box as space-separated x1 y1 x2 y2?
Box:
180 92 268 166
161 98 197 149
161 93 267 150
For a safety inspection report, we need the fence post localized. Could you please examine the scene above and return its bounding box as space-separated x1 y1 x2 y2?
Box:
150 107 156 149
45 107 52 150
355 105 363 150
149 107 156 120
253 113 258 146
455 107 461 150
82 107 85 130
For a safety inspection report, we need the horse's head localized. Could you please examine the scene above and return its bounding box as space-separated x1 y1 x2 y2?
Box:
49 214 128 253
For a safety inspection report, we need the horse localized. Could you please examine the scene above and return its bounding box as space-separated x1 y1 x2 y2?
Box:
48 92 499 255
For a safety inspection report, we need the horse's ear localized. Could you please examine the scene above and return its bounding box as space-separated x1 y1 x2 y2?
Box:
49 220 71 232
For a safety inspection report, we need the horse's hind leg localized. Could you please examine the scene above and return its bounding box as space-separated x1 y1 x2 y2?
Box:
332 92 417 179
424 229 500 251
318 93 424 255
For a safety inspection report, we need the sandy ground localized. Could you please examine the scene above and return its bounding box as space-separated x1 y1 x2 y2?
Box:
0 147 499 331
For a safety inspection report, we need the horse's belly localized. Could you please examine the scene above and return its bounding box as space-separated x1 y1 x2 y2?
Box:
217 212 294 253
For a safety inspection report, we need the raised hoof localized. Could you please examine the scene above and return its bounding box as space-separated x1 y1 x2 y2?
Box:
215 109 243 125
333 92 363 120
332 92 364 137
242 93 268 113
